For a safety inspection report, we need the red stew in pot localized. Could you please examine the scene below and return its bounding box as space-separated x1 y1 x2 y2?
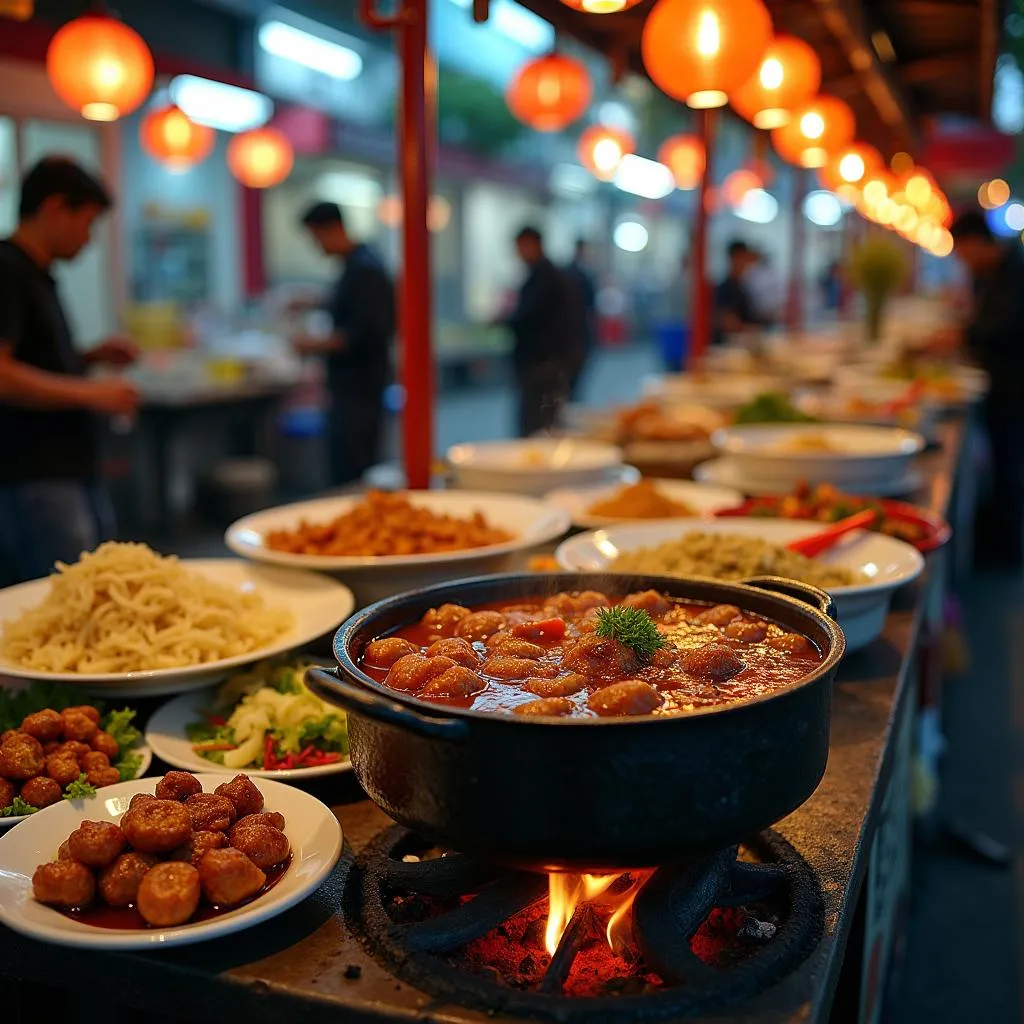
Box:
358 590 824 719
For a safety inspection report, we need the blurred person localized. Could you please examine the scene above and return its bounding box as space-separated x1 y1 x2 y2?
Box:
819 261 843 313
0 156 139 586
934 210 1024 567
714 239 767 345
497 226 577 436
563 238 598 400
295 202 396 486
745 249 783 324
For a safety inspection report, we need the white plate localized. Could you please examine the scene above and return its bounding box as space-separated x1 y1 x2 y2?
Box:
146 688 350 780
694 456 924 498
545 479 744 530
0 561 354 697
0 743 153 830
834 364 988 409
446 439 623 495
556 516 924 652
225 491 570 606
711 423 925 490
0 773 343 949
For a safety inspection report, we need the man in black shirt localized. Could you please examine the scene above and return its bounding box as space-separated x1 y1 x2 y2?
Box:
295 202 395 486
940 211 1024 566
0 157 138 586
713 239 765 346
563 238 598 401
502 226 576 436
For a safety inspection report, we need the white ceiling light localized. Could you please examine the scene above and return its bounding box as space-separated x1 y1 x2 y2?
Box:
169 76 273 133
614 154 674 200
1005 200 1024 232
803 190 843 227
258 20 363 80
734 188 778 224
491 0 554 51
613 220 649 252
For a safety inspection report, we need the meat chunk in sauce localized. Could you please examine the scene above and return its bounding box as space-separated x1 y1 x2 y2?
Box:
480 656 557 680
622 590 670 617
386 654 458 692
421 665 484 698
563 634 641 679
588 681 663 717
422 603 470 636
694 604 741 628
524 674 587 698
513 697 575 717
486 634 546 659
725 620 768 644
425 637 481 667
33 860 95 908
364 636 419 668
768 633 813 655
680 644 746 682
455 611 506 642
510 618 567 642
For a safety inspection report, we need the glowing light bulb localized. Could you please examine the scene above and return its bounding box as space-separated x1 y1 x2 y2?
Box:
800 111 825 139
838 153 865 183
593 138 623 174
759 57 784 90
695 9 721 58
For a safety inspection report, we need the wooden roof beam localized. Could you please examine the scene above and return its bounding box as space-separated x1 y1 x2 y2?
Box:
899 50 976 85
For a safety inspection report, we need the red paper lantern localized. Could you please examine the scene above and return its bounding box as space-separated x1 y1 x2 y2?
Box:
730 35 820 130
578 125 634 180
507 54 591 132
657 134 705 190
771 94 855 168
642 0 773 109
227 127 294 189
46 14 154 122
140 105 215 172
557 0 645 12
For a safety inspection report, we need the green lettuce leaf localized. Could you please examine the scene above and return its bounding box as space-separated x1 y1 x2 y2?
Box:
63 774 98 801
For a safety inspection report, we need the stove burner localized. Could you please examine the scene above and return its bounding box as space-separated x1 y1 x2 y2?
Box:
347 828 823 1022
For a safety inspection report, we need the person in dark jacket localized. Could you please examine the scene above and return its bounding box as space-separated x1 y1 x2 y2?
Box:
938 211 1024 567
501 226 576 436
713 239 766 346
296 202 395 486
563 238 598 400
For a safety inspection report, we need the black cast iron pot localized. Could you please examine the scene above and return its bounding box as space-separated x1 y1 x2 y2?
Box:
307 573 845 872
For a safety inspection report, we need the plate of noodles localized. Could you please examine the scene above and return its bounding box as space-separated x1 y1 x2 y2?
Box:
0 543 355 697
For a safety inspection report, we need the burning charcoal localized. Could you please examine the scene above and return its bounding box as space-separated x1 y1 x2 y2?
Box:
389 893 433 923
739 917 778 942
343 965 362 980
522 917 548 950
602 976 651 996
518 954 540 974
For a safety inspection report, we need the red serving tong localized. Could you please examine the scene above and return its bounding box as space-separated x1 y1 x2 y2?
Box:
785 509 877 558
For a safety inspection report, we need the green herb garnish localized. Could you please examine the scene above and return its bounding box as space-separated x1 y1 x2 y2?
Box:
595 606 667 660
0 796 38 818
63 774 98 801
101 707 141 750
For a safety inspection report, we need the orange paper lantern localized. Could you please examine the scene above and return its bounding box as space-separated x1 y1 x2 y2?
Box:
818 142 882 191
140 105 215 172
227 127 294 189
771 94 855 168
578 125 634 180
723 168 762 207
506 53 591 132
730 35 820 129
557 0 645 11
47 14 154 122
657 134 705 190
641 0 773 109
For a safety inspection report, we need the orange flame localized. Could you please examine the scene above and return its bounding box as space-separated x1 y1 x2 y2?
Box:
544 870 655 957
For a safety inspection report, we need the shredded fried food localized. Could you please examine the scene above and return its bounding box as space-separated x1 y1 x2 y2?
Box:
265 490 514 557
587 480 695 520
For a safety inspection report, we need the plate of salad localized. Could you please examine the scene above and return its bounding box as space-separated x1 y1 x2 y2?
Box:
0 682 150 828
145 659 349 779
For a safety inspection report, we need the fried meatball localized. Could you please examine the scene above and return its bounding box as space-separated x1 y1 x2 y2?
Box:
363 636 420 668
67 820 127 868
122 799 192 853
155 771 203 803
236 811 286 832
588 680 663 717
563 634 641 679
214 775 264 819
168 830 227 867
680 644 746 682
33 860 95 908
45 752 81 787
58 840 72 860
0 729 16 745
129 792 157 811
42 741 61 756
386 654 457 693
724 620 769 644
20 775 62 809
184 793 236 832
768 632 814 655
622 590 671 617
60 710 98 743
229 822 290 868
65 705 101 725
0 778 15 809
99 852 158 907
485 635 546 659
20 709 63 742
524 674 588 698
90 731 120 759
426 636 482 667
694 604 741 628
480 656 557 680
420 665 484 698
0 732 45 781
137 862 201 927
80 751 110 773
198 848 266 907
87 766 122 789
60 741 91 760
513 697 575 717
421 603 470 636
455 611 506 642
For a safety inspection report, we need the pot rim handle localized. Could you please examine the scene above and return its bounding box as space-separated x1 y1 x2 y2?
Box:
741 575 837 621
305 667 471 742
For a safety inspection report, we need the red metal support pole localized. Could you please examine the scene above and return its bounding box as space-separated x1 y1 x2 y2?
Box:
688 109 716 367
785 167 806 333
360 0 434 490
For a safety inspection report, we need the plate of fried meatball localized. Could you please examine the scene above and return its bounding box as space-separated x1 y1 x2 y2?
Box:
1 705 151 828
0 771 343 948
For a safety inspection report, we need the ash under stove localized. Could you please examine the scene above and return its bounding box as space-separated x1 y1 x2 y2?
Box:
346 827 824 1022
